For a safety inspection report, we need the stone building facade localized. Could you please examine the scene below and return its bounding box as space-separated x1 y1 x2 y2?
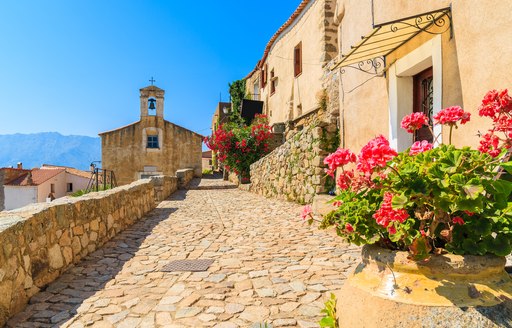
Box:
244 0 338 129
100 85 202 186
331 0 512 152
240 0 340 203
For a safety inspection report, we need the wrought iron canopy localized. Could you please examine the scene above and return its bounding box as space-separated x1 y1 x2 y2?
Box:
331 7 452 75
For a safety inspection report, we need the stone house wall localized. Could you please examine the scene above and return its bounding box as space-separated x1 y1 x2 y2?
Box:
0 175 179 326
334 0 512 152
244 0 338 127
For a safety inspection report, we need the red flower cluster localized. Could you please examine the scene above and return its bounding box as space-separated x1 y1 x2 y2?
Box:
452 216 465 225
478 89 512 119
372 192 409 233
336 170 354 190
357 135 398 175
477 89 512 157
409 140 433 155
433 106 471 126
400 112 428 133
205 115 273 177
324 148 356 177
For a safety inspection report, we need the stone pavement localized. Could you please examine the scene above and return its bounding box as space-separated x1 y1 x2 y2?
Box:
7 176 360 328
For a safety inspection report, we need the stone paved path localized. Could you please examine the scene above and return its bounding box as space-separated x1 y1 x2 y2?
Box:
8 176 360 328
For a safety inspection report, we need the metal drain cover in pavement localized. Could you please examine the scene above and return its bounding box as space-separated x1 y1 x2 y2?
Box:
161 259 214 272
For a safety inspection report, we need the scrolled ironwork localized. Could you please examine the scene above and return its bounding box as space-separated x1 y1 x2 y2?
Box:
341 56 385 75
389 10 451 35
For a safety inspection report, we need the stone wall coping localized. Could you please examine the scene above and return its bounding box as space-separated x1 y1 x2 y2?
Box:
0 179 152 234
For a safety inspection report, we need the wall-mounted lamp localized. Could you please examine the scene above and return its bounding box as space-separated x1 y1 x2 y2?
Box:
222 107 229 114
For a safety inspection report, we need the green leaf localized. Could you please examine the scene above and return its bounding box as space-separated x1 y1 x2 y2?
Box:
490 234 512 256
408 236 432 261
463 184 484 199
492 179 512 199
462 239 482 255
319 317 335 327
500 162 512 175
392 194 408 209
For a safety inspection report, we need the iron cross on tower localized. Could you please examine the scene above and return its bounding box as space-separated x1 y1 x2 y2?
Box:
149 77 156 85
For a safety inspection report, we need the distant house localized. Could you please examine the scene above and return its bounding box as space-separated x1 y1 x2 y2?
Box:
202 151 212 170
41 164 91 193
99 85 203 186
1 164 90 211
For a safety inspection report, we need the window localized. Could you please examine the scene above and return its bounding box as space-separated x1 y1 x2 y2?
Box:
261 64 267 88
209 160 212 165
253 79 260 100
294 42 302 77
147 135 159 148
270 69 276 95
67 183 73 192
413 67 434 143
50 184 55 193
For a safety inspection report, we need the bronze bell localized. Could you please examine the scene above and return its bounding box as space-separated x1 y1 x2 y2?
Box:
148 99 156 110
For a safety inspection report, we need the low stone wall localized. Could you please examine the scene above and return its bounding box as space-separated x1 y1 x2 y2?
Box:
150 175 178 202
249 107 338 204
176 168 195 189
0 177 178 326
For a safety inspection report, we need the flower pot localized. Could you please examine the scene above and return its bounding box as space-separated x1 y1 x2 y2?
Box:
335 245 512 327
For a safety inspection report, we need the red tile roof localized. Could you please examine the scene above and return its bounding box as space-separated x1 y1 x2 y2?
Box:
6 168 65 186
202 150 212 159
42 164 92 179
246 0 312 79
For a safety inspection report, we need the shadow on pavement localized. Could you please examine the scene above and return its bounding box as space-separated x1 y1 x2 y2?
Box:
7 207 177 327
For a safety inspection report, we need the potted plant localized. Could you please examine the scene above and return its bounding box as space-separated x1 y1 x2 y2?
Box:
304 90 512 326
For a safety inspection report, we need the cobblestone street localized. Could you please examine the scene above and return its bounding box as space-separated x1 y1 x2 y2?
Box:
7 176 360 328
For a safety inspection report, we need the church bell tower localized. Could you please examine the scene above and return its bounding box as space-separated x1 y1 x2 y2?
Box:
139 82 165 119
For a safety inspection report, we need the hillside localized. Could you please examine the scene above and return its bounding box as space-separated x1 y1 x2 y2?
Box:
0 132 101 171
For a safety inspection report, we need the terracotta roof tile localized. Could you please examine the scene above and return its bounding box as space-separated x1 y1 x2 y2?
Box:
6 168 65 186
42 164 91 179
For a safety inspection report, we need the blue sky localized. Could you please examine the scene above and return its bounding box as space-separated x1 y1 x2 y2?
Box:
0 1 300 138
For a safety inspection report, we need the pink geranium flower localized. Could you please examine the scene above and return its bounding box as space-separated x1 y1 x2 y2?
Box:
401 112 428 133
373 193 409 228
433 106 471 126
300 205 313 221
324 148 356 177
409 140 433 155
357 135 397 174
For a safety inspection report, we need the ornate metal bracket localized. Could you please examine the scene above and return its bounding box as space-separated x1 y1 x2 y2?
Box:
331 7 452 73
340 57 385 76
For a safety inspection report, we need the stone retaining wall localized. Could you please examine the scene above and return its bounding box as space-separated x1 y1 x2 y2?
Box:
176 168 195 189
151 175 178 202
249 106 338 204
0 175 180 326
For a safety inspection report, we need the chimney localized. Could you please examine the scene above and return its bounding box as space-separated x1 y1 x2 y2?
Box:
17 162 22 169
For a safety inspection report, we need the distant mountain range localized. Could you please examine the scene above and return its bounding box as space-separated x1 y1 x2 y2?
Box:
0 132 101 171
